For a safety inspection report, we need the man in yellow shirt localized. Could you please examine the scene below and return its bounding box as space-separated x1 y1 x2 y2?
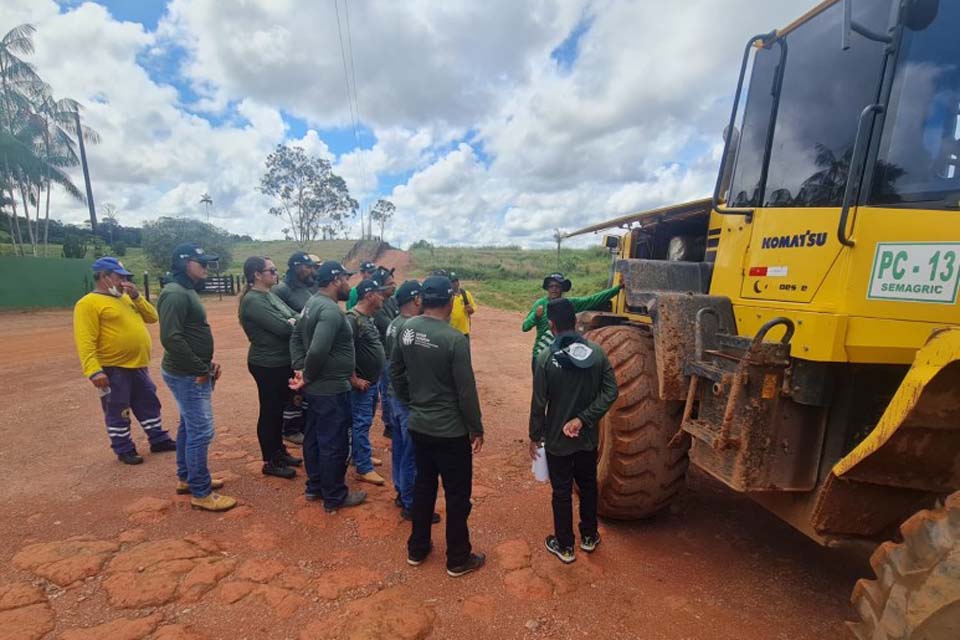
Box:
449 272 476 341
74 257 176 465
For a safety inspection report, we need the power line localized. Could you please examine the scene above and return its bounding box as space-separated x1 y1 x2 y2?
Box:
333 0 372 236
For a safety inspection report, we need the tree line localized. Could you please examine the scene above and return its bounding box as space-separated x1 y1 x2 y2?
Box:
0 23 397 260
1 24 98 257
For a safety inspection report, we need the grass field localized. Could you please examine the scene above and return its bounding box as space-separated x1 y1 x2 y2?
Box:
0 239 356 277
407 244 613 312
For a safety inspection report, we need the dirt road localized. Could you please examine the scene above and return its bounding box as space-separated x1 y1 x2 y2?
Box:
0 253 866 639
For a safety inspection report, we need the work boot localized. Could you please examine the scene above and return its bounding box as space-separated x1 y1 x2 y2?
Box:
283 432 304 446
401 508 441 524
355 470 386 486
190 493 237 512
446 552 486 578
262 461 296 479
176 478 224 495
371 456 383 466
149 440 177 453
324 490 367 514
277 449 302 467
545 535 576 564
118 452 143 465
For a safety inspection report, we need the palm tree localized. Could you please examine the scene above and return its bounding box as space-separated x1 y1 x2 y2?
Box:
30 91 95 255
200 192 212 221
0 25 92 256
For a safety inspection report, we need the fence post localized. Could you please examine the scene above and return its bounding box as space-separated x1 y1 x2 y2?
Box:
143 272 150 302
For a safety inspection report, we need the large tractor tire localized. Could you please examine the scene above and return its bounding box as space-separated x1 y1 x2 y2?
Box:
849 491 960 640
584 325 688 519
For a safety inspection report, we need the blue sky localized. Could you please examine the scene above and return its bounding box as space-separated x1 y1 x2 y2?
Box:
18 0 812 245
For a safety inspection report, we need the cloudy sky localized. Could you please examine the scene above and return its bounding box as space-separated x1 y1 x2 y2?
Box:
3 0 812 248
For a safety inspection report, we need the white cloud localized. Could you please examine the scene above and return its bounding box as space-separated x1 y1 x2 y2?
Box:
2 0 815 248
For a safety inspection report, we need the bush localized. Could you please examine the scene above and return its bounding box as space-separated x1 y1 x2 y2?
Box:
62 232 88 259
111 241 127 256
142 217 234 271
409 239 434 251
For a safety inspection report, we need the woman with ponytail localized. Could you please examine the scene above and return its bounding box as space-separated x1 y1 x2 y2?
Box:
238 256 302 479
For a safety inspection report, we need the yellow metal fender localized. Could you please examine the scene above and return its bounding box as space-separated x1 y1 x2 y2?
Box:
833 327 960 482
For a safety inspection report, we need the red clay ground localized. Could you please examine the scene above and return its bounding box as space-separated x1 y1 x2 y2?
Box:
0 250 868 639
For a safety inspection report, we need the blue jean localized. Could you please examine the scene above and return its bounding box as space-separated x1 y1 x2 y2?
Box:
350 385 378 474
390 397 417 510
376 370 393 432
303 391 350 508
161 370 215 498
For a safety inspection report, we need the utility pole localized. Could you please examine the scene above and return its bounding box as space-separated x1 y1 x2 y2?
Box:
75 111 97 231
553 228 563 270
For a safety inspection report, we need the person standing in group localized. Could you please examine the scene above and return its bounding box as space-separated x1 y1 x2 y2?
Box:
157 243 235 512
529 298 618 564
385 280 440 524
73 257 177 465
371 267 398 438
346 277 390 486
346 261 378 311
290 261 367 513
272 251 317 446
521 273 622 372
238 256 304 480
448 272 476 342
391 275 485 577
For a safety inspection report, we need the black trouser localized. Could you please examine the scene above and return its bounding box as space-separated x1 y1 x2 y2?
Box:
546 448 599 549
248 364 292 462
408 431 473 568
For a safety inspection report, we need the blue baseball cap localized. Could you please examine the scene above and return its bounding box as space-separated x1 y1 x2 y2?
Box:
91 256 132 276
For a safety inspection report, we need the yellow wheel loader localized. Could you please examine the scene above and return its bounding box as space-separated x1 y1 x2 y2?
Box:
565 1 960 637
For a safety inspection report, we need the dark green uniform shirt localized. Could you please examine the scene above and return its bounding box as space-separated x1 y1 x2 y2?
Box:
521 285 621 359
239 289 295 368
384 313 413 396
346 308 385 383
373 296 399 343
157 280 214 377
390 315 483 438
529 333 619 456
273 274 313 313
290 292 355 396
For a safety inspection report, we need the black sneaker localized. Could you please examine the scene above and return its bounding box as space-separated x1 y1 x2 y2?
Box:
382 426 392 440
283 432 304 446
545 536 576 564
305 492 321 502
447 552 485 578
400 508 441 524
276 450 302 467
262 462 296 479
580 533 601 553
149 440 177 453
324 490 367 514
394 495 403 508
407 543 432 566
118 452 144 465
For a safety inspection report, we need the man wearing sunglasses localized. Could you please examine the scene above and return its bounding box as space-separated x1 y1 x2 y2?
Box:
157 243 235 512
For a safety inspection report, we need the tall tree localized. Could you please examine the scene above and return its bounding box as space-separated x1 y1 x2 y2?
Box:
369 198 395 240
0 24 91 256
199 192 212 222
259 144 358 243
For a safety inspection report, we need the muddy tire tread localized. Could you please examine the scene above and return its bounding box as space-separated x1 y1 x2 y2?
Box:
585 326 689 520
